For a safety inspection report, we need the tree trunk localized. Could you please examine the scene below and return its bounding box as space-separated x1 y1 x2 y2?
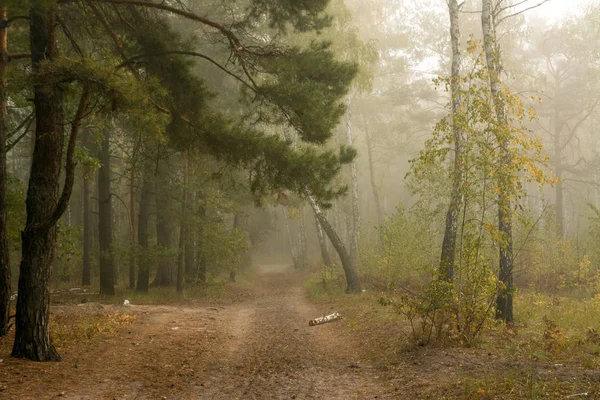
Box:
439 0 465 282
153 157 174 286
314 213 332 266
307 194 361 293
176 153 188 293
82 167 91 286
554 108 564 239
298 208 307 269
482 0 513 323
362 115 383 228
128 167 135 289
0 5 10 337
196 201 207 283
136 162 153 294
345 97 360 267
12 2 63 361
98 130 115 295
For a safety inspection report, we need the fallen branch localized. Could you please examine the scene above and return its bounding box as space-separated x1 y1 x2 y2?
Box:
309 312 341 326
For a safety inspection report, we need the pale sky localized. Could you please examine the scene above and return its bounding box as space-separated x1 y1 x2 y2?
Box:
521 0 598 23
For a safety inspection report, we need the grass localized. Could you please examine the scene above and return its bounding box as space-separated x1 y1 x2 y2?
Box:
303 269 600 399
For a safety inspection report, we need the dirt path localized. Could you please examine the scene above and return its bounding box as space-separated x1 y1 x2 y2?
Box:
0 266 392 399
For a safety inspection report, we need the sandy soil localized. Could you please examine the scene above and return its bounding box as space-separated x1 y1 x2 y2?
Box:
0 266 395 399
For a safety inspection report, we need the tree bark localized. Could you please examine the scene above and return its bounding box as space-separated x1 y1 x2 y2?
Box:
0 5 10 337
196 200 207 283
12 2 63 361
439 0 465 282
362 115 383 228
314 213 332 266
128 167 136 288
136 162 153 294
176 153 188 293
152 156 174 286
482 0 513 323
82 166 91 286
345 97 360 267
98 130 115 295
307 194 361 293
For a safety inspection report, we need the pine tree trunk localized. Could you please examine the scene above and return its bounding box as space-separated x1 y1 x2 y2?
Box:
482 0 513 323
363 116 383 228
197 202 207 283
98 130 115 295
153 157 174 286
176 153 188 293
82 167 91 286
128 167 136 289
0 5 10 337
12 2 63 361
307 194 361 293
345 97 360 267
136 163 153 294
439 0 465 282
314 214 332 266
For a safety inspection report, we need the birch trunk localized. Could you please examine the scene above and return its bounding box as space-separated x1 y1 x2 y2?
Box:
439 0 465 282
314 214 332 266
482 0 513 322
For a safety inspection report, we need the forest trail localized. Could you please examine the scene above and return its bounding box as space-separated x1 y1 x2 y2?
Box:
0 266 393 399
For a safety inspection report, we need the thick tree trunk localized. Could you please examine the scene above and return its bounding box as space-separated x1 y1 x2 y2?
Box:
153 157 174 286
482 0 513 323
314 214 332 266
0 5 10 337
82 167 91 286
136 163 153 294
439 0 465 282
176 153 188 293
12 2 63 361
128 167 135 289
345 97 360 267
307 194 361 293
98 130 115 295
363 116 383 228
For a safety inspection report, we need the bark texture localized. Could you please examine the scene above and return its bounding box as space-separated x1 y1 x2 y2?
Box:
482 0 513 322
12 2 63 361
82 166 91 286
439 0 465 282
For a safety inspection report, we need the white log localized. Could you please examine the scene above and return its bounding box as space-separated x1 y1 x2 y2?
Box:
309 312 341 326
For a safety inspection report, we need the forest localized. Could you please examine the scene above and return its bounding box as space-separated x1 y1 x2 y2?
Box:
1 0 600 398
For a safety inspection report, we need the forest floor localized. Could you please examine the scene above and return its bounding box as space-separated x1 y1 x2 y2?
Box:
1 265 600 399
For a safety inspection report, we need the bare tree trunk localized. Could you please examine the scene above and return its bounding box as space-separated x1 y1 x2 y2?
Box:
298 208 307 269
439 0 465 282
283 208 299 269
176 153 188 293
345 97 360 267
554 108 564 239
128 167 135 288
314 214 332 266
98 130 115 295
363 115 383 228
136 162 153 294
197 201 207 283
307 194 361 293
482 0 513 323
0 5 9 336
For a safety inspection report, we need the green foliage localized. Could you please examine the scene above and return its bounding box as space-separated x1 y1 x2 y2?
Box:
247 0 332 32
